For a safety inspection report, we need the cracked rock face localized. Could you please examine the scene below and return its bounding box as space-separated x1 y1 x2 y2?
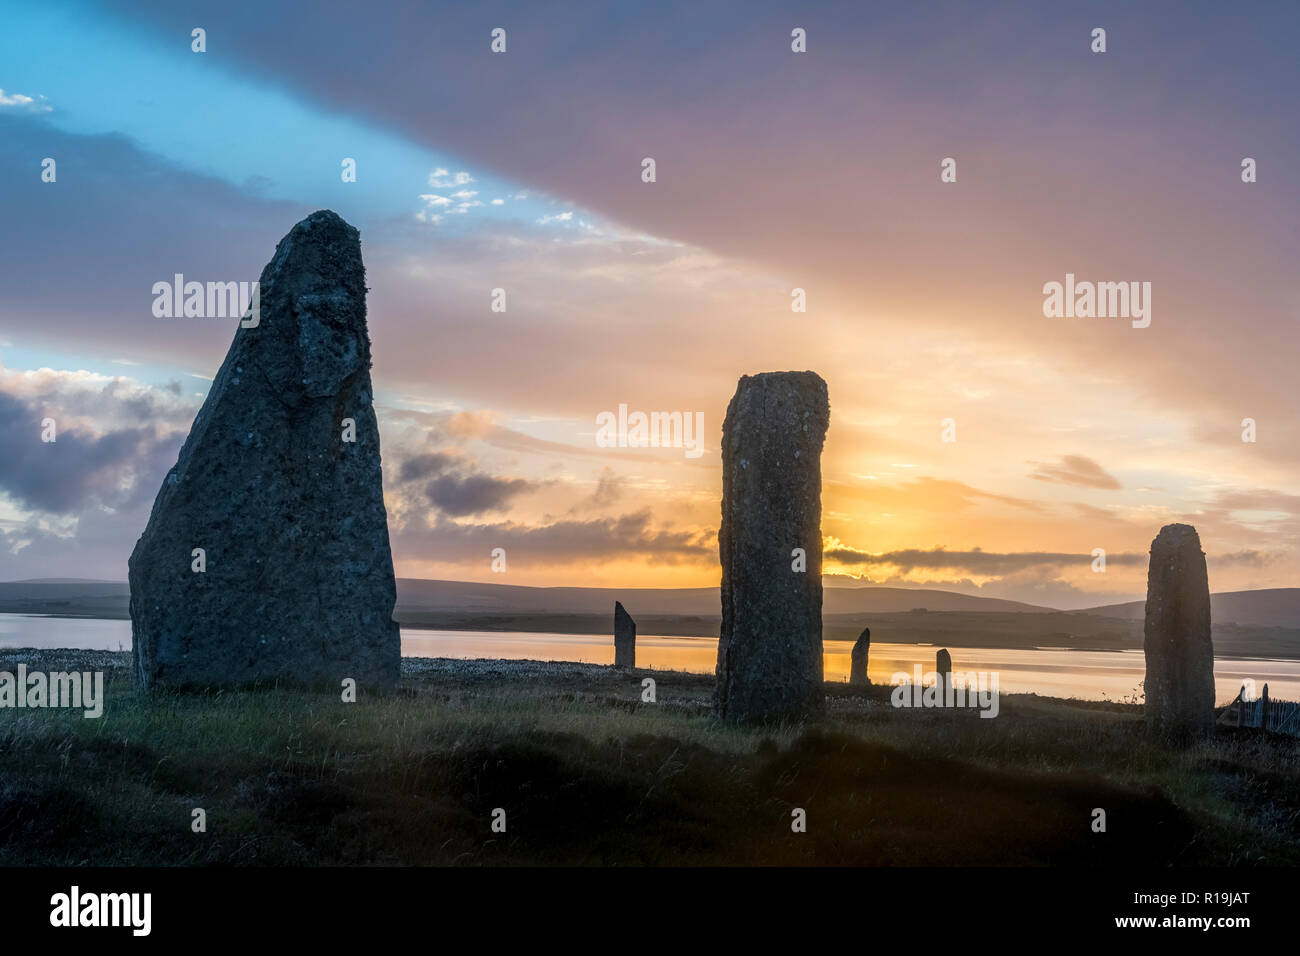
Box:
715 371 829 722
129 210 400 691
1143 523 1215 742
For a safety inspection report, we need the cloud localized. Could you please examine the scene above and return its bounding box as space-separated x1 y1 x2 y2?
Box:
424 472 534 517
824 544 1145 575
1208 550 1275 569
826 543 1273 576
0 113 298 373
0 89 51 112
0 384 185 514
383 406 680 464
9 2 1300 598
0 364 197 430
829 476 1046 513
0 512 134 582
443 410 497 440
1209 489 1300 515
427 168 474 188
390 445 537 516
417 184 485 221
398 452 458 483
111 0 1300 479
822 569 1142 610
568 467 624 512
394 508 712 565
1028 455 1122 490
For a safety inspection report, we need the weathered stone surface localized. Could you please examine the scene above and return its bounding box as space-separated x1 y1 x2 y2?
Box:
850 627 871 686
1142 523 1215 742
936 647 952 701
129 210 400 691
614 600 636 669
715 371 829 722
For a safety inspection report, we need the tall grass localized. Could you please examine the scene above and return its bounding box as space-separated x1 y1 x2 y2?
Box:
0 651 1295 865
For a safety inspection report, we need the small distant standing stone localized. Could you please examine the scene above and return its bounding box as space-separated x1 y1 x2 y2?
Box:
936 648 952 700
850 627 871 686
614 601 636 669
1142 523 1215 743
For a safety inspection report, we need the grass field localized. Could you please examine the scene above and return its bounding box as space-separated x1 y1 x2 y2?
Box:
0 649 1296 866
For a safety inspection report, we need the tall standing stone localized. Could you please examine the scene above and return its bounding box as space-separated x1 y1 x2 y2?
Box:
716 371 829 722
1142 523 1215 742
614 601 636 669
129 210 400 691
850 627 871 686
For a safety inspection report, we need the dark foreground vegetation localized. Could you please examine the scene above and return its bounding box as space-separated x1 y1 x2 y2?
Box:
0 649 1296 866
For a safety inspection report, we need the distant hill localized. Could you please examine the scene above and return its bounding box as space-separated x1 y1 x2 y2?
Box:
0 581 132 619
0 577 1053 632
395 579 717 615
5 578 1298 626
824 586 1048 614
1082 588 1300 629
395 579 1052 617
7 578 120 584
0 578 1296 658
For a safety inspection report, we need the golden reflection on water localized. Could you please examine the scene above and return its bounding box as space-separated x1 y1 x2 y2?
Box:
399 631 1300 704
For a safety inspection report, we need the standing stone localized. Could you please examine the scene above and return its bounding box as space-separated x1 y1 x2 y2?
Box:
849 627 871 686
936 648 952 702
614 601 636 669
715 371 829 722
1142 523 1215 742
129 210 400 691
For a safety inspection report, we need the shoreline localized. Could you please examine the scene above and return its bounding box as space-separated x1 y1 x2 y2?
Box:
0 648 1265 709
3 611 1299 662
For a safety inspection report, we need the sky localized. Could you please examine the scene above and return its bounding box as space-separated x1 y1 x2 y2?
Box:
0 0 1297 608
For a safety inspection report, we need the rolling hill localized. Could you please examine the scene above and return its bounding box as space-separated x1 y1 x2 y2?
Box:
394 579 1052 617
1 578 1296 658
1082 588 1300 629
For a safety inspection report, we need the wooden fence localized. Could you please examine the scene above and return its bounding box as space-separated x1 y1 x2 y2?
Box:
1224 683 1300 736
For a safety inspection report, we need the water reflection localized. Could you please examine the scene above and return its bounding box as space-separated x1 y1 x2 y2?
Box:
2 615 1296 704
